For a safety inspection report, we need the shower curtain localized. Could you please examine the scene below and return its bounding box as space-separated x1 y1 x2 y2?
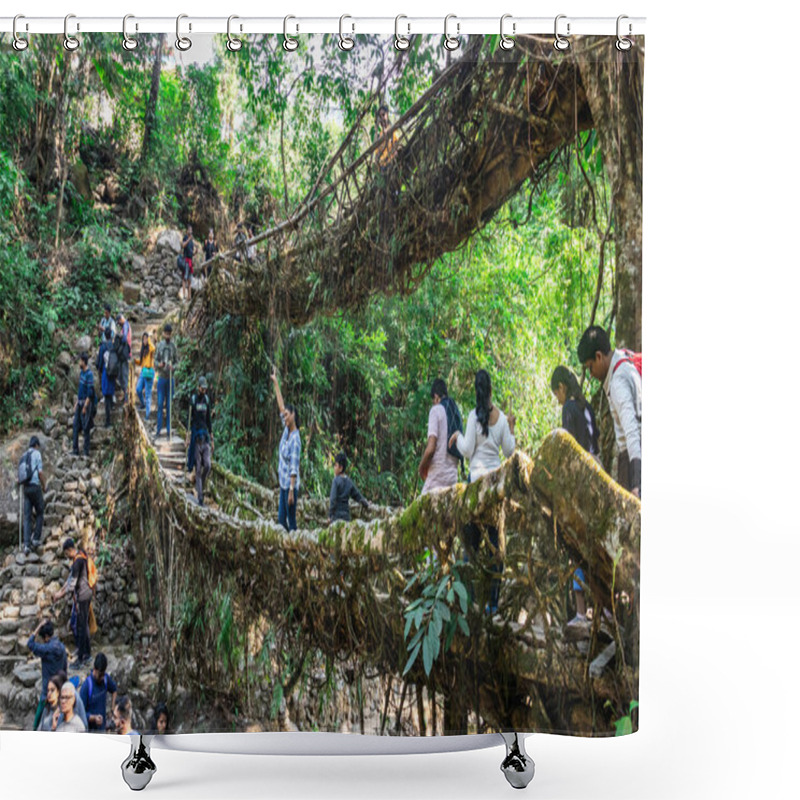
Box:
0 30 642 739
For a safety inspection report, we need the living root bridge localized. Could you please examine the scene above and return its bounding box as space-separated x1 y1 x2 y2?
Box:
203 36 592 325
124 399 639 733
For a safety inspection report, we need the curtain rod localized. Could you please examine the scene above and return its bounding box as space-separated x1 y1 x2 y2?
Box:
0 16 645 36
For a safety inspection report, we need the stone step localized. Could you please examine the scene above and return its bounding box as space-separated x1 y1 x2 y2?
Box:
0 655 26 677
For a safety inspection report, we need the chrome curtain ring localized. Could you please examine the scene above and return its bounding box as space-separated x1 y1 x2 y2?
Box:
443 14 460 52
175 14 192 52
63 13 80 51
616 15 633 51
394 14 410 51
283 16 299 52
499 14 515 50
553 14 570 51
227 15 242 52
338 14 355 51
12 14 29 51
122 14 139 51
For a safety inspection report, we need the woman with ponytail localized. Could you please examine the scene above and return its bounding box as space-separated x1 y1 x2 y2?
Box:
448 370 515 614
550 365 600 460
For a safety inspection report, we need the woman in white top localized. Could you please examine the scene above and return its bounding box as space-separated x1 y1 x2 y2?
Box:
448 370 515 614
448 370 516 480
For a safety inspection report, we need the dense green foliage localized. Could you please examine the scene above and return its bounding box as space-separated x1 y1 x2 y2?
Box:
0 36 614 502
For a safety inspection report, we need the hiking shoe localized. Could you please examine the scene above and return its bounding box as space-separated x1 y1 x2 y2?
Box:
23 546 30 556
72 450 80 456
69 659 83 670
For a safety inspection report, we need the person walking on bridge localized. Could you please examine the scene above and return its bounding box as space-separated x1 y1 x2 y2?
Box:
135 332 156 420
578 325 642 498
203 229 218 278
155 325 178 438
448 370 515 614
186 376 214 507
271 368 301 532
181 225 195 302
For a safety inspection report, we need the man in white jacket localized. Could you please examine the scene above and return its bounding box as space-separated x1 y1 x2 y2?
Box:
578 326 642 498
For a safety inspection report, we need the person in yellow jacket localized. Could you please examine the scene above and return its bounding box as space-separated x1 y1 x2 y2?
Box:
134 332 156 419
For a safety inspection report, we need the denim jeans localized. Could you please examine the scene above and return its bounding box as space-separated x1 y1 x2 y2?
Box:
278 487 297 531
156 377 173 434
72 407 91 455
136 370 154 418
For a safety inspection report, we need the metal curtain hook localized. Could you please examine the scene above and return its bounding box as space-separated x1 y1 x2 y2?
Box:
227 15 242 52
443 14 460 52
616 15 633 51
339 14 354 51
175 14 192 51
394 14 410 51
64 13 80 51
554 14 570 51
122 15 139 51
12 14 29 51
283 16 299 52
499 14 515 50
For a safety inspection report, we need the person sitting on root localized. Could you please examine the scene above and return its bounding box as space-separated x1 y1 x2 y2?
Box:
28 619 66 730
186 376 214 507
328 452 370 524
271 368 301 532
449 370 516 615
135 332 156 420
550 365 602 627
374 104 400 171
54 681 86 733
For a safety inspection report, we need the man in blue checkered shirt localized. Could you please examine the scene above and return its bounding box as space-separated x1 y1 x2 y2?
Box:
271 369 301 531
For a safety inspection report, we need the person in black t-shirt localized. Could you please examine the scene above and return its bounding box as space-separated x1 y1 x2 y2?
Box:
328 452 369 523
186 376 214 506
202 229 218 278
550 366 600 460
550 365 602 629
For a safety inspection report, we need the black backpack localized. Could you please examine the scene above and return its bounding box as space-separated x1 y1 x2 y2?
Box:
17 450 34 485
440 396 464 461
106 346 120 380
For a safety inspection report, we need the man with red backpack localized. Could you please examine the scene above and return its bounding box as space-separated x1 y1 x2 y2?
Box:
53 538 95 669
578 325 642 498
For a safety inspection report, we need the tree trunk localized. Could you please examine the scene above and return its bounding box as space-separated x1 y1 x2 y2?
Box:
141 34 165 168
578 39 644 350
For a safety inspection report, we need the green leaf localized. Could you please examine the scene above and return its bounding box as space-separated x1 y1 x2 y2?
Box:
454 582 468 614
404 613 414 639
614 716 633 736
422 634 433 676
457 616 470 637
403 641 422 675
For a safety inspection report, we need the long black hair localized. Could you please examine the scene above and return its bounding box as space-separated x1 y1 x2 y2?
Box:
550 366 588 411
140 332 150 363
475 369 492 437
